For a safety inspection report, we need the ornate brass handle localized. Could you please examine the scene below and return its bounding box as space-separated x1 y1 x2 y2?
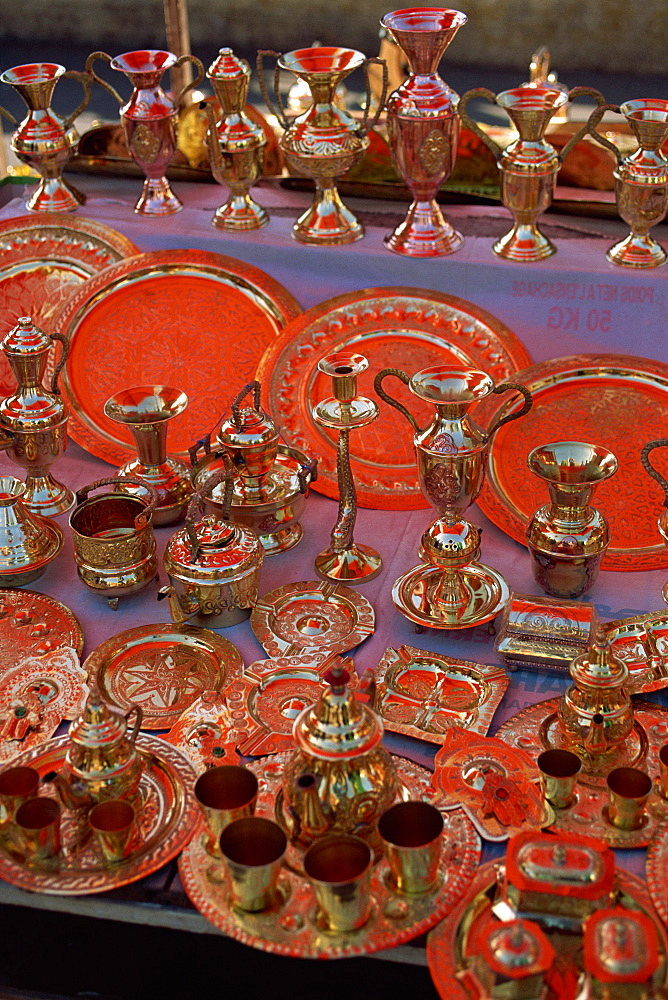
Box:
374 367 418 431
558 87 608 163
256 50 290 130
74 475 158 528
125 704 143 744
185 453 235 560
358 57 388 136
231 380 262 429
174 53 205 106
458 88 502 161
61 70 93 130
586 103 623 162
85 51 123 105
0 105 17 127
48 331 69 395
188 432 212 468
641 439 668 508
488 382 533 437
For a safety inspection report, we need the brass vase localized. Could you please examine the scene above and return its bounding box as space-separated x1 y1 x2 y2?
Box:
458 85 605 261
587 99 668 268
0 316 73 516
86 49 204 216
257 46 386 244
375 364 531 628
204 48 268 231
526 442 618 599
0 62 91 212
103 385 193 526
380 7 467 257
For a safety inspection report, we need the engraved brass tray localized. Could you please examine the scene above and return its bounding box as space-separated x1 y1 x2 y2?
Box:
0 214 138 398
85 624 243 730
476 354 668 571
426 861 667 1000
250 581 375 657
0 733 197 895
646 821 668 926
49 249 301 465
495 696 668 789
603 611 668 693
255 288 532 510
179 752 481 958
0 589 83 674
375 645 509 742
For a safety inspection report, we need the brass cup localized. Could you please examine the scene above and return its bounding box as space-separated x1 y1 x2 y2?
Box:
377 801 444 895
606 767 652 830
88 799 136 863
303 833 372 932
658 744 668 800
537 749 582 809
194 765 258 855
14 796 61 861
0 766 40 822
219 816 287 912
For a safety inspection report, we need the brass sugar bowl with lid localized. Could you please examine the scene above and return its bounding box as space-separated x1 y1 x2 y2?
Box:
280 656 399 850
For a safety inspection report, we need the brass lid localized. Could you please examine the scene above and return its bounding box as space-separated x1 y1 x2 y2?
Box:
217 381 280 481
292 658 384 761
1 316 51 357
165 513 262 582
420 513 481 567
585 908 660 983
481 918 554 977
570 629 629 689
69 689 129 751
207 47 250 81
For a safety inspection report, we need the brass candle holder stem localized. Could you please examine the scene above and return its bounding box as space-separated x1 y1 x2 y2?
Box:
313 353 381 583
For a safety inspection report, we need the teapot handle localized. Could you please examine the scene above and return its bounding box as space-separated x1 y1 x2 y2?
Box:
0 105 17 127
48 331 69 395
641 439 668 507
60 70 93 130
85 51 123 106
458 88 503 161
75 476 158 528
256 50 290 130
374 368 418 432
558 87 608 163
174 53 205 107
231 380 262 428
585 103 623 162
185 453 236 560
188 432 212 468
488 382 533 437
125 704 143 745
358 57 388 136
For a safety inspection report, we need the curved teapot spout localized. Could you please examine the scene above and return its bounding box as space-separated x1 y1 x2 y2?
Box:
583 712 608 755
374 367 420 432
202 103 224 178
157 585 199 624
291 772 330 842
43 770 93 811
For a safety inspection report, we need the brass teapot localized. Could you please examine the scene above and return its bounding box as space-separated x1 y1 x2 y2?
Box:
281 656 398 849
48 689 143 808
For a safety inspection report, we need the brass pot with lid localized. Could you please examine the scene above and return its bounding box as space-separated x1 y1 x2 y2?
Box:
160 456 264 627
281 656 398 849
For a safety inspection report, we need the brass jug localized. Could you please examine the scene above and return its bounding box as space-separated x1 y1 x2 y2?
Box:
281 657 398 850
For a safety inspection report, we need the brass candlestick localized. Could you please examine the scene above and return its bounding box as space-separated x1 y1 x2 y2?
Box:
312 353 382 583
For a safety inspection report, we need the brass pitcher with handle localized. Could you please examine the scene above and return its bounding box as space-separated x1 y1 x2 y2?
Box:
0 61 91 213
458 85 606 261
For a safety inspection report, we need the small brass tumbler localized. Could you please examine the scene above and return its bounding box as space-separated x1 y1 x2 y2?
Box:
194 765 258 855
219 816 287 912
14 796 61 861
537 749 581 809
377 801 443 895
0 765 39 822
304 833 372 931
606 767 652 830
89 799 135 862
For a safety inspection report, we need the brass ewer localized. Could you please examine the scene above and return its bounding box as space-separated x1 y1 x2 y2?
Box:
160 459 265 627
103 384 193 526
587 99 668 268
69 476 158 609
280 656 399 850
375 365 532 628
526 441 618 599
86 49 204 216
0 475 63 586
48 688 144 808
257 46 387 244
0 316 74 516
0 61 91 212
190 380 316 555
640 438 668 602
204 48 268 230
312 354 382 583
458 85 605 261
